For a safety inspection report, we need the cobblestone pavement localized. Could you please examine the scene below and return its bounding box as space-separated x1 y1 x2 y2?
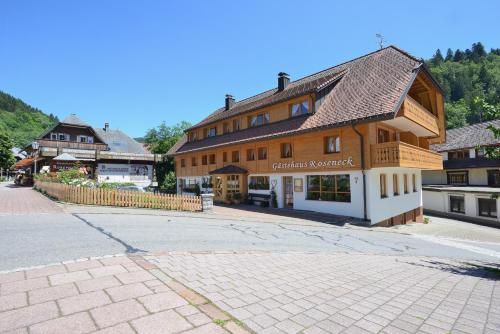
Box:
0 254 250 334
146 251 500 334
0 183 62 215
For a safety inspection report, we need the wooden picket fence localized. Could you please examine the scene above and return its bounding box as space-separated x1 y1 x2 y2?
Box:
34 181 202 211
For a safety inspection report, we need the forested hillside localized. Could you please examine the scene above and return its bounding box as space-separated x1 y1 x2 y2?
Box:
0 91 58 147
426 42 500 129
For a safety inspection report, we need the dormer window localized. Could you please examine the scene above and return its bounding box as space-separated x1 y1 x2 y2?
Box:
233 119 240 131
189 132 197 142
249 113 269 128
290 101 309 117
77 135 94 143
50 133 57 140
58 134 67 141
223 122 230 134
207 127 217 138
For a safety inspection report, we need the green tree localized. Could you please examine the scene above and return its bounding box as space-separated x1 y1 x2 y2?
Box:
445 48 454 62
445 99 470 129
431 49 444 66
0 132 16 171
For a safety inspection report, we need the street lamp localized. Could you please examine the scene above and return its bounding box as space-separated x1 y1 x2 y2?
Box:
31 141 39 175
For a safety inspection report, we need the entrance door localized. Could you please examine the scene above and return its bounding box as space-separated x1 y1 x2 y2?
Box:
283 176 293 208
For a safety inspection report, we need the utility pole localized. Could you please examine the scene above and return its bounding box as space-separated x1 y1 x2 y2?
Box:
375 33 385 49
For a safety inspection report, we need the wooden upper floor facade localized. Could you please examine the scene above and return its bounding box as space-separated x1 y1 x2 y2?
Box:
169 46 446 176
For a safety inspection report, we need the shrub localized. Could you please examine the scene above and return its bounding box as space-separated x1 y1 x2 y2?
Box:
232 192 242 202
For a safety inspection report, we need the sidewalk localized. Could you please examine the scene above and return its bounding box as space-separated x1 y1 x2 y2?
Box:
0 254 250 334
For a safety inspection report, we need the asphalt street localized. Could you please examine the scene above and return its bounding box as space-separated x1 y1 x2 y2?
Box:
1 183 499 271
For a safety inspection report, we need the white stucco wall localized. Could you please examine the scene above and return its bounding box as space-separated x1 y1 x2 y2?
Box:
96 163 152 187
422 168 492 186
365 168 422 224
423 190 499 223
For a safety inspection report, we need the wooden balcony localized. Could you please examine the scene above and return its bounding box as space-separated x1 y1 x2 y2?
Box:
371 141 443 170
38 139 108 151
398 96 440 136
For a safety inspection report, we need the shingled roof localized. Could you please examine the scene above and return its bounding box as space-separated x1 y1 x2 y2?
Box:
169 46 429 155
430 120 500 152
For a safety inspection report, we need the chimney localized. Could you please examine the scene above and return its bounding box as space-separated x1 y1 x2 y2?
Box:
225 94 235 110
104 123 109 131
278 72 290 91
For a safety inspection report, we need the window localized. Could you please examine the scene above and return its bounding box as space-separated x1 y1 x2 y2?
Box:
249 113 269 127
246 149 256 161
249 176 270 190
487 170 500 187
191 157 197 167
223 122 230 134
478 198 497 218
449 195 465 214
50 133 57 140
378 128 391 143
87 137 94 144
380 174 387 198
306 175 351 202
201 155 208 165
447 171 468 185
393 174 399 196
58 133 67 141
233 119 240 131
78 135 92 143
207 127 217 137
209 154 216 164
403 174 409 194
180 159 186 167
281 143 292 158
227 175 240 194
290 101 309 117
258 147 267 160
448 150 469 160
188 132 197 142
412 174 417 192
324 136 340 154
223 152 227 163
231 151 240 163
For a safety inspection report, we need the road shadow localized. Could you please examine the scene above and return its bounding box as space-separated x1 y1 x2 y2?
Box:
400 259 500 280
214 204 367 227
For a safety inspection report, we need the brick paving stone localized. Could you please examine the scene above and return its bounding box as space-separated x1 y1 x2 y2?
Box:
65 259 103 272
251 313 278 328
317 319 346 333
199 303 231 320
88 264 127 278
115 270 155 284
99 256 133 266
176 304 200 316
186 312 212 326
91 323 136 334
274 319 304 333
0 301 58 332
302 326 330 334
0 292 27 312
106 282 152 302
91 299 148 328
0 271 25 284
179 288 208 305
225 321 252 334
29 311 96 334
1 328 28 334
131 309 193 334
29 283 79 304
49 270 91 286
58 290 111 315
138 290 188 312
26 265 67 279
180 322 229 334
1 277 48 295
75 275 121 293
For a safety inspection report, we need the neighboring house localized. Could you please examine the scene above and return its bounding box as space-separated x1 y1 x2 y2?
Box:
168 46 446 226
21 114 161 187
422 120 500 226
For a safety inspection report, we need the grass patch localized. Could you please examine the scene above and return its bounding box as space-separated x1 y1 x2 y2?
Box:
213 319 228 327
423 217 430 224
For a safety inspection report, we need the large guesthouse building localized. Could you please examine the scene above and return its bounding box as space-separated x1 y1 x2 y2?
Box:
168 46 446 225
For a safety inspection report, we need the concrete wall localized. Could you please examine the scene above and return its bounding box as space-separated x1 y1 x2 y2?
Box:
422 168 492 186
365 168 422 224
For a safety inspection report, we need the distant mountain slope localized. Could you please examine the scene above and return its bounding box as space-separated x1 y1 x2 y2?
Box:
0 91 58 147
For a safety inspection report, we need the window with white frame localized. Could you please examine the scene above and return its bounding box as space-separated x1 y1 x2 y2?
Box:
290 101 309 117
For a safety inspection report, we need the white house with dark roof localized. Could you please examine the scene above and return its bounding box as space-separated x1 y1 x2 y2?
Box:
21 114 161 187
422 120 500 226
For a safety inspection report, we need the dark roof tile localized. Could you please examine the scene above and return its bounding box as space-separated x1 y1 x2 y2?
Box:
431 120 500 152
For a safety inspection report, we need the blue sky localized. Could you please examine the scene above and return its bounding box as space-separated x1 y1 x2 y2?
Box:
1 0 499 138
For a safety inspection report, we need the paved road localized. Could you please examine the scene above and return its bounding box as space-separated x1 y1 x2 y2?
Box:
1 183 500 271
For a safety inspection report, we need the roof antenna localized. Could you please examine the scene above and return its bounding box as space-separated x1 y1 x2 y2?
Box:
375 33 385 49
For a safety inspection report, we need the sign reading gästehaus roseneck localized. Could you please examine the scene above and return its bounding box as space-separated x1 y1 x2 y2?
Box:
272 156 354 171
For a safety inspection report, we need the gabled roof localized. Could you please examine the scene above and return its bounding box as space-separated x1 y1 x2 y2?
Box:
170 45 430 155
61 114 89 126
94 128 148 154
430 120 500 152
209 165 248 175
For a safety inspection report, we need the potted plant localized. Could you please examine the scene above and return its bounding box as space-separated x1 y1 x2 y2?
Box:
232 192 242 204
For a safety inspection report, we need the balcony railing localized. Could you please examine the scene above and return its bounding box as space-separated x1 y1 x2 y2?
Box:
399 96 440 136
38 139 108 151
371 141 443 170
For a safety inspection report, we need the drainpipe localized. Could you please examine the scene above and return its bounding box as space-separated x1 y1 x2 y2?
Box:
352 124 368 222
